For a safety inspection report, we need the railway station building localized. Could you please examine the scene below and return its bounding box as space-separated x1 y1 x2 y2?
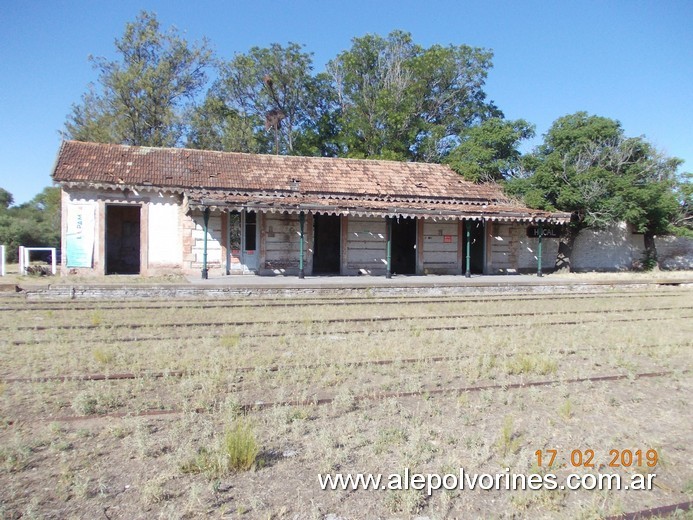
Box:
52 140 570 277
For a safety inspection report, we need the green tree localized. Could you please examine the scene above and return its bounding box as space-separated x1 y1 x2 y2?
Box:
445 118 535 182
671 173 692 236
64 11 212 147
0 187 61 263
0 188 13 209
189 42 328 155
187 94 268 153
506 112 683 271
327 31 498 161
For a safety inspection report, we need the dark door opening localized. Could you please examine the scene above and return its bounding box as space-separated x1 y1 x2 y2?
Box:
313 214 341 274
106 205 141 274
391 217 417 275
464 220 485 274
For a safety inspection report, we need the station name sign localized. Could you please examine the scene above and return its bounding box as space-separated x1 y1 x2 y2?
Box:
526 225 562 238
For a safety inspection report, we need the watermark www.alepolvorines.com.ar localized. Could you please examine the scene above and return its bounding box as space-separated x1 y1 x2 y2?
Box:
318 468 656 496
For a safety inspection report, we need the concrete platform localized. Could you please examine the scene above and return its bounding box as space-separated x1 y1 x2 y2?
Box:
184 273 693 289
15 272 693 300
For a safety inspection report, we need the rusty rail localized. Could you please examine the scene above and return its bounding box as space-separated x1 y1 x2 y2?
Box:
6 312 692 348
2 341 688 385
4 305 690 332
33 369 683 423
606 500 692 519
0 289 687 312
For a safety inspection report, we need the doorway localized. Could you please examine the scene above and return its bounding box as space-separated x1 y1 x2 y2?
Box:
105 205 141 274
313 214 341 274
228 210 259 273
391 217 417 275
464 220 485 274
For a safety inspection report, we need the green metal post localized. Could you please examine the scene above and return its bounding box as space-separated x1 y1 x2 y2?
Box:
386 216 392 279
537 222 543 277
298 211 305 279
465 220 471 278
201 207 210 279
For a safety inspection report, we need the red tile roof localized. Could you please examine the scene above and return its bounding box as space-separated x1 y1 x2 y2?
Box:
52 140 569 223
53 141 506 200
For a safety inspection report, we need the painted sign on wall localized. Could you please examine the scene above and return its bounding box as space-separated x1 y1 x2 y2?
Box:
66 204 95 267
526 225 562 238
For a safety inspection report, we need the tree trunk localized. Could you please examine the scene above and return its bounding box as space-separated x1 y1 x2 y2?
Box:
643 231 659 271
554 225 580 273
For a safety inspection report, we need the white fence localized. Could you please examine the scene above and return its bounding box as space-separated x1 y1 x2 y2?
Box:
18 246 57 275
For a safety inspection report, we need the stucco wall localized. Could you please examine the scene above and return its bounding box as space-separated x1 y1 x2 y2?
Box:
261 212 308 275
572 223 645 271
61 188 183 276
183 210 223 275
656 235 693 270
345 217 387 275
490 222 658 273
487 223 517 274
148 197 182 270
516 227 560 273
421 220 459 274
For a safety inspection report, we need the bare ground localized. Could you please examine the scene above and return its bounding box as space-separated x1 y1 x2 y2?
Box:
0 285 691 519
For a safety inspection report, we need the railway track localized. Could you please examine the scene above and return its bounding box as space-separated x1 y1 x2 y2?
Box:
4 303 691 333
3 340 688 384
606 500 692 520
0 288 690 312
5 311 691 348
29 369 684 423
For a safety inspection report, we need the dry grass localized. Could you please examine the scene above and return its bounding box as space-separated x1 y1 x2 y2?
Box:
0 287 691 518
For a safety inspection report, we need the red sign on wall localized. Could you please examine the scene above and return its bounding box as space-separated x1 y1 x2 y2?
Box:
443 235 453 243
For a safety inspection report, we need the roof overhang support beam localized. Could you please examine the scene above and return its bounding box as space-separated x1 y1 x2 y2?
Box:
537 222 544 277
298 211 305 279
201 207 210 280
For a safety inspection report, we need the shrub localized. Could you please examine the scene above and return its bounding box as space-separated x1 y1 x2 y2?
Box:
223 418 259 472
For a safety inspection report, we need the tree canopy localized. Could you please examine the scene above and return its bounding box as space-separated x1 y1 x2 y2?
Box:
64 11 213 147
327 31 498 161
506 112 685 269
187 42 325 155
445 118 535 182
0 187 61 263
185 31 499 160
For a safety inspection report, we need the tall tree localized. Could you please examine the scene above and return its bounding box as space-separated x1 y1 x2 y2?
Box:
188 43 329 155
506 112 683 271
327 31 498 161
64 11 212 147
445 118 535 182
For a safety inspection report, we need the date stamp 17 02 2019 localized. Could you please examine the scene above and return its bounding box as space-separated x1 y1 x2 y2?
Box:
535 448 658 469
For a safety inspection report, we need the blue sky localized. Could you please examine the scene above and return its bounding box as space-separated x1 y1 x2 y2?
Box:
1 0 691 204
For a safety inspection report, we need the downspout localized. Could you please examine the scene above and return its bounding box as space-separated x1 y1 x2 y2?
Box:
386 216 392 279
465 219 471 278
298 211 305 279
201 207 210 279
537 221 544 277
